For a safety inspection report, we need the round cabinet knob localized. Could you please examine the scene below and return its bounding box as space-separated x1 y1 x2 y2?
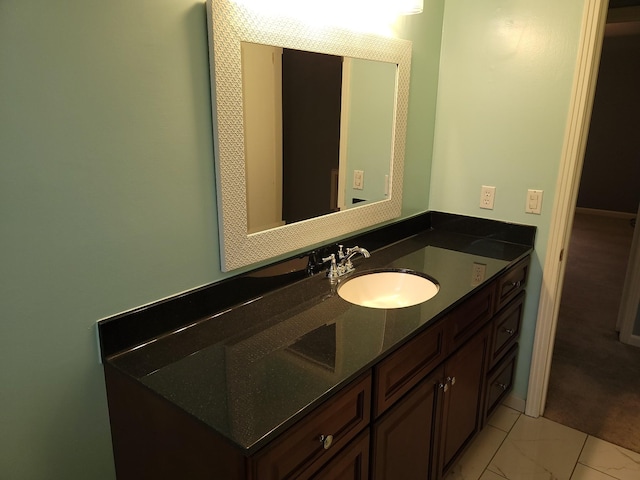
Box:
497 383 508 391
504 328 515 335
319 434 334 450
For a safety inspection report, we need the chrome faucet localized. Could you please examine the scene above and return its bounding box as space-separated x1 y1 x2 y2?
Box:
322 245 370 280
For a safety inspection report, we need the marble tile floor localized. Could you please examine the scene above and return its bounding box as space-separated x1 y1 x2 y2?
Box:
445 405 640 480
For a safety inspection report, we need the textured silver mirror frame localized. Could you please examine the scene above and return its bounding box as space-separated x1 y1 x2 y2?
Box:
206 0 412 271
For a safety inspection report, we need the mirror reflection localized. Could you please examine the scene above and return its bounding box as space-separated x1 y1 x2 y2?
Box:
241 42 398 234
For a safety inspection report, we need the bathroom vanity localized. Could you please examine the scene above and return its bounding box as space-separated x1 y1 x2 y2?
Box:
99 212 533 480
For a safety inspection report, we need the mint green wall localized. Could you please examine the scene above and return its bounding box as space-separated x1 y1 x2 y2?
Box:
400 1 445 216
1 1 221 478
0 1 443 478
430 0 587 399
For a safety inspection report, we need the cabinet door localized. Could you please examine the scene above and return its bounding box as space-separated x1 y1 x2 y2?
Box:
372 367 444 480
439 326 490 474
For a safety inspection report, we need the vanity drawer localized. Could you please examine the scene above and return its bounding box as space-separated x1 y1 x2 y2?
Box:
495 257 529 313
488 292 524 369
485 345 518 420
252 372 371 480
373 321 446 417
297 430 370 480
445 282 496 354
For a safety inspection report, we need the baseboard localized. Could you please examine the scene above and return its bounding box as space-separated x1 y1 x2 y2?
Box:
575 207 636 219
620 333 640 348
503 393 526 413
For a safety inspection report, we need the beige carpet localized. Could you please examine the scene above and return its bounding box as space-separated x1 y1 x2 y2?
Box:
543 212 639 452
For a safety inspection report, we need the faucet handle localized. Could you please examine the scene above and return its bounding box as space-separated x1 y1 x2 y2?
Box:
322 253 335 264
337 245 346 259
322 254 339 279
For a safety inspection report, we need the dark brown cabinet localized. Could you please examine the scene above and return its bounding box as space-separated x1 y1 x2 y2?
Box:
483 258 528 425
104 255 529 480
370 258 524 480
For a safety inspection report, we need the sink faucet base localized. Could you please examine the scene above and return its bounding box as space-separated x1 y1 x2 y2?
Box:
323 246 370 281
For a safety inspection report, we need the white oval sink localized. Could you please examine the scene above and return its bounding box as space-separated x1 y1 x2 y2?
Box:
337 270 439 309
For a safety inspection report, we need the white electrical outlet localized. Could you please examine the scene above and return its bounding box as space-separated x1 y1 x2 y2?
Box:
471 262 487 286
480 185 496 210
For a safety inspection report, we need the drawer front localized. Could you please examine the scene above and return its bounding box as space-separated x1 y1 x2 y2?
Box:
445 283 495 354
374 321 446 417
485 345 518 420
489 292 524 369
495 257 529 312
299 430 370 480
253 373 372 480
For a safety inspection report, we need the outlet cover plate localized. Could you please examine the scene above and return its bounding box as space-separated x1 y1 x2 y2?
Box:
480 185 496 210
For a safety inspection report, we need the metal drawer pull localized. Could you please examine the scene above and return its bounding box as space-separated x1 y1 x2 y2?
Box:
497 383 508 391
503 328 515 335
449 376 456 386
319 434 334 450
510 280 522 288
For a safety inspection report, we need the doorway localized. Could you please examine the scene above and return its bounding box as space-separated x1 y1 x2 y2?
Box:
543 210 638 451
281 49 343 224
526 1 640 450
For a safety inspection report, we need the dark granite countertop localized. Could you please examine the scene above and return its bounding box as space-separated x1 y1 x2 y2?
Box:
101 213 534 455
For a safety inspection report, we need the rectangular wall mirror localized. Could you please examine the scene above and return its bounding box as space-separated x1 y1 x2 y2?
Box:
206 0 412 271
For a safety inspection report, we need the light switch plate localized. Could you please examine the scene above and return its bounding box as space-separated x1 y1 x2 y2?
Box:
526 189 543 214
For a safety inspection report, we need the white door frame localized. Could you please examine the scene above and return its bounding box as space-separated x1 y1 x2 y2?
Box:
337 57 353 211
618 202 640 347
525 0 609 418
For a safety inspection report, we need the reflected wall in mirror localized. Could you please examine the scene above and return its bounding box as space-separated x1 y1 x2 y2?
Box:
242 42 398 234
206 0 412 271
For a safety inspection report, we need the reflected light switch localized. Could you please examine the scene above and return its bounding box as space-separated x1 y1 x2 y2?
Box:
353 170 364 190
